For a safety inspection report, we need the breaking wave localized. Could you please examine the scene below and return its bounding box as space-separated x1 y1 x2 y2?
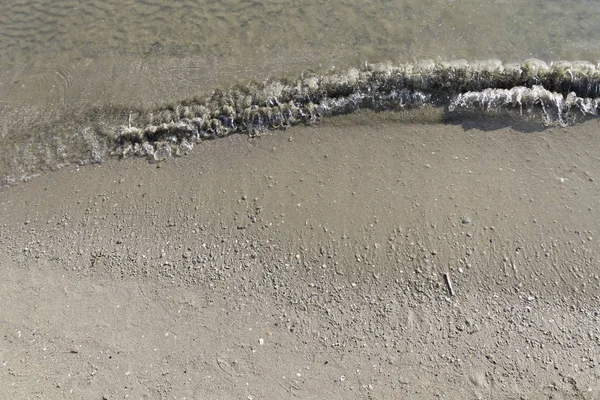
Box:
108 59 600 160
3 59 600 186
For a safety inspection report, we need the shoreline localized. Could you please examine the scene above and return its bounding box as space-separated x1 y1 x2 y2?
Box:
4 59 600 187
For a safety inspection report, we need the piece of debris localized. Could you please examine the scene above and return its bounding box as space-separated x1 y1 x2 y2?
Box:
443 273 455 296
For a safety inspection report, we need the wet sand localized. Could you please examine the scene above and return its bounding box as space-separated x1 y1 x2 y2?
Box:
2 115 600 398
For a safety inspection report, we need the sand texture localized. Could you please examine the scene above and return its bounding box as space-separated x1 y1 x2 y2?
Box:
2 114 600 399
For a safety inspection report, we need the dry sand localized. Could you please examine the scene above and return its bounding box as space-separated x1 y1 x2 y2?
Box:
2 112 600 399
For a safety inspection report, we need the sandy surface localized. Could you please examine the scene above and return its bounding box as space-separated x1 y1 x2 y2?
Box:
2 113 600 399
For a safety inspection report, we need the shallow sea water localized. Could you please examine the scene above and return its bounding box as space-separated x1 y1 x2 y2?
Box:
1 0 600 184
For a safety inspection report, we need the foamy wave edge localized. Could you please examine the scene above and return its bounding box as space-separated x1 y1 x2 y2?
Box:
101 59 600 161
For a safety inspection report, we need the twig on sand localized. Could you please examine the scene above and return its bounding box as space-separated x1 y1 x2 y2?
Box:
443 273 455 296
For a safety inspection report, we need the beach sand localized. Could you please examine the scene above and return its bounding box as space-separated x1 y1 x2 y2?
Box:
2 113 600 398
